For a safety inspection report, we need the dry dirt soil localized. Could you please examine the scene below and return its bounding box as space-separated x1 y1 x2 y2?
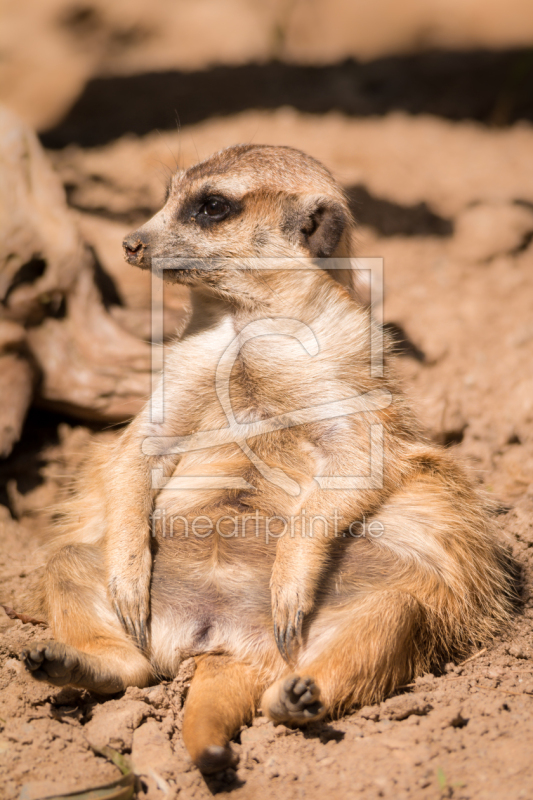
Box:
1 6 533 798
1 108 532 800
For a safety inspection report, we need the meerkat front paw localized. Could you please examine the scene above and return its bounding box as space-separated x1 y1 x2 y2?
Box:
107 549 151 650
271 581 314 662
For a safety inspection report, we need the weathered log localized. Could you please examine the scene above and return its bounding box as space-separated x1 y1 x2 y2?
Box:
0 105 155 456
27 268 152 421
0 353 35 458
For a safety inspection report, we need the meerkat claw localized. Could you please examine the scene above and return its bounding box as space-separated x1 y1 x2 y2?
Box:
273 622 288 662
274 607 305 662
139 620 147 651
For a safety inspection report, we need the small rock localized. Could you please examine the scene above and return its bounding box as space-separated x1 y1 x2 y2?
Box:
508 644 527 659
142 684 169 709
380 695 432 721
430 704 467 729
359 706 380 721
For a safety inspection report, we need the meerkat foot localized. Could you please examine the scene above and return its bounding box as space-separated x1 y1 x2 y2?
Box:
261 674 325 725
23 641 81 686
22 641 127 693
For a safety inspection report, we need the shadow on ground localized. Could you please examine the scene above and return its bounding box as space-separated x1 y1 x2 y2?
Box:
41 48 533 148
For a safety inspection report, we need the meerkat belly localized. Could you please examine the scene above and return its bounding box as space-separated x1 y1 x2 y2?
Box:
151 511 277 600
149 493 279 673
148 435 336 672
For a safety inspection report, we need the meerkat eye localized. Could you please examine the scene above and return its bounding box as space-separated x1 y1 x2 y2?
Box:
199 196 231 221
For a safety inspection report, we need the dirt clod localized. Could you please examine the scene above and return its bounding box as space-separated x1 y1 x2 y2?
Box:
380 695 433 721
84 698 152 752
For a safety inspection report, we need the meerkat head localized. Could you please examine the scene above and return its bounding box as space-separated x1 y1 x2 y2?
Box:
123 144 357 300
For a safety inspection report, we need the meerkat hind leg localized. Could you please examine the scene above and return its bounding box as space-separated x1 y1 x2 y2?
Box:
22 543 153 694
262 589 423 723
22 638 151 694
308 590 423 714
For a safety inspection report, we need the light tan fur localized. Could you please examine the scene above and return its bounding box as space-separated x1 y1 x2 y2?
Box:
22 145 513 774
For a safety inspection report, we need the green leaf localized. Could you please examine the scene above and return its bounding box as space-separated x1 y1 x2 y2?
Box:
437 766 447 791
24 774 135 800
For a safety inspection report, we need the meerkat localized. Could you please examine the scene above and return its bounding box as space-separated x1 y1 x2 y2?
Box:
22 145 512 775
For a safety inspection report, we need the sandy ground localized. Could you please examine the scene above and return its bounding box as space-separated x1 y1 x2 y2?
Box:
0 106 532 799
1 1 533 795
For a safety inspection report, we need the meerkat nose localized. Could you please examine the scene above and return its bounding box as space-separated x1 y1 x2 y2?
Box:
124 240 142 254
123 231 150 265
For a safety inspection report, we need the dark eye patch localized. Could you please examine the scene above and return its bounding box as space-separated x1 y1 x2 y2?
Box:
177 188 242 227
192 193 242 228
199 196 231 220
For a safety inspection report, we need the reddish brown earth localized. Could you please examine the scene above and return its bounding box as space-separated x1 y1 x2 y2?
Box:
1 2 533 796
0 108 532 800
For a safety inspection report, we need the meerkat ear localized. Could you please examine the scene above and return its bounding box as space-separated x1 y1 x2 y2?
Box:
300 197 347 258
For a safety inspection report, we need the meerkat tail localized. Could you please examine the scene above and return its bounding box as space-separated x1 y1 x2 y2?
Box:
181 655 262 774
